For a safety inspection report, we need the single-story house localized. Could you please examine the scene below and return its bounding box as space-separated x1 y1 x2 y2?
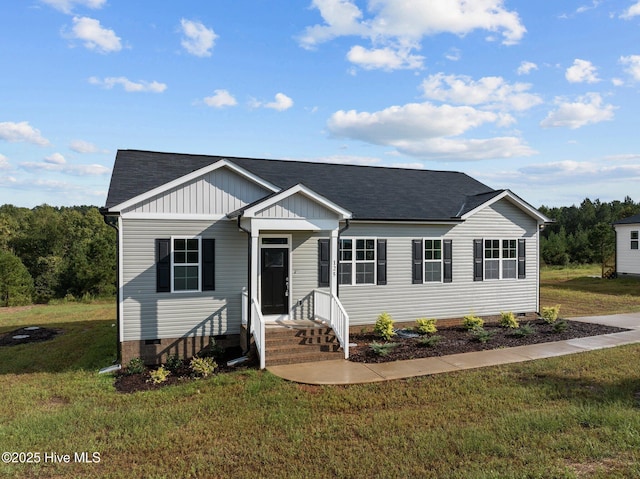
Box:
613 213 640 277
101 149 551 367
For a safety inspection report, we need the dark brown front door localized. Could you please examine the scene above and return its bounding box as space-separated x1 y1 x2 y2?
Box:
260 248 288 315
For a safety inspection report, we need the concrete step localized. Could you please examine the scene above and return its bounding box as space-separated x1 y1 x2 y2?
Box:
264 324 343 366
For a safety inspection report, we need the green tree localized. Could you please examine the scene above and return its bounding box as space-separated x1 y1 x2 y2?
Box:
0 250 34 306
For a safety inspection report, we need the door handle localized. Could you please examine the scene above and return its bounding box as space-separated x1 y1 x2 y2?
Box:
285 277 289 297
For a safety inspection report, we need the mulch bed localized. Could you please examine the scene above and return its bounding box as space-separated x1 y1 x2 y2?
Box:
114 347 257 394
0 326 61 346
348 319 629 364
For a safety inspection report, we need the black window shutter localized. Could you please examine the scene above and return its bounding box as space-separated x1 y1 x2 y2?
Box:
412 239 423 284
156 238 171 293
376 239 387 285
202 239 215 291
473 239 483 282
517 238 526 279
318 239 330 287
443 239 453 283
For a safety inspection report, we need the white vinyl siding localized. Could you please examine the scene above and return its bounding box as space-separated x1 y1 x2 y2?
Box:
614 224 640 275
255 193 339 219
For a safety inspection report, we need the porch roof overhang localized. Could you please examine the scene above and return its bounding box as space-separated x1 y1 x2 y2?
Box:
227 183 352 232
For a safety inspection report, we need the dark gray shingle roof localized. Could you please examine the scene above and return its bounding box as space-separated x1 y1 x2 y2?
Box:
105 149 497 221
614 213 640 225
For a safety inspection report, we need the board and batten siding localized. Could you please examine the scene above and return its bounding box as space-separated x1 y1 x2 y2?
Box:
338 199 540 326
255 193 339 220
615 223 640 275
121 218 247 342
122 166 270 215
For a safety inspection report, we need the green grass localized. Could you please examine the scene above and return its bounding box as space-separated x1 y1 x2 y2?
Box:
0 270 639 478
541 265 640 317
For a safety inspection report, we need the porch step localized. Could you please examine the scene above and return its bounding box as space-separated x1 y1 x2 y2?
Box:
264 323 343 366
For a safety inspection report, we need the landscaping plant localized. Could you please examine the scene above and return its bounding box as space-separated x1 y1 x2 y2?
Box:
125 357 146 375
470 327 494 343
463 313 484 330
369 341 398 356
148 366 170 384
374 312 395 340
541 305 561 323
417 335 442 348
499 311 519 329
190 356 217 378
415 318 437 335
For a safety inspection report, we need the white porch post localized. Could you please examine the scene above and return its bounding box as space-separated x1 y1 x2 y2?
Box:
250 228 259 307
330 228 338 325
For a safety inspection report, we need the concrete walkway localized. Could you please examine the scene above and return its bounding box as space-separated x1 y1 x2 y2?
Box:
267 313 640 385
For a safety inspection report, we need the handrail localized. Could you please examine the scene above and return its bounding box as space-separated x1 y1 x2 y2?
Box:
314 289 350 359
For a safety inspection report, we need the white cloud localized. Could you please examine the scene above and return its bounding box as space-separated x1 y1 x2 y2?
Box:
621 1 640 19
0 154 10 170
620 55 640 81
264 93 294 111
299 0 525 70
565 59 600 83
203 89 237 108
68 16 122 53
41 0 106 14
45 153 66 165
70 139 105 153
180 19 217 57
327 101 536 160
517 61 538 75
347 45 424 70
420 73 543 112
89 76 167 93
540 93 616 129
0 121 50 146
519 160 640 184
445 48 461 61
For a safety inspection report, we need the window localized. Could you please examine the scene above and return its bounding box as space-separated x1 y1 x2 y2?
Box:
484 239 517 280
156 237 215 293
339 238 376 285
424 239 442 282
173 237 200 291
632 231 639 250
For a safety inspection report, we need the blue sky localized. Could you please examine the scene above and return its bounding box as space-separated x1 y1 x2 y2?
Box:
1 0 640 208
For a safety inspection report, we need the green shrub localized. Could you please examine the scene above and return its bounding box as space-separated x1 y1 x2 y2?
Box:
369 341 398 356
148 366 170 384
463 313 484 330
125 357 146 375
512 323 536 337
165 354 183 373
374 312 395 340
190 356 217 378
417 335 442 348
541 305 560 324
415 318 437 335
471 327 494 343
553 319 568 333
499 311 519 329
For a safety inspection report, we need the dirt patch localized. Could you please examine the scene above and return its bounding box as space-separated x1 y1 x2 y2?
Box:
349 319 628 363
0 326 61 346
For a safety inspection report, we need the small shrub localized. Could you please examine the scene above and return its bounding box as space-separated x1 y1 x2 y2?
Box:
125 357 146 375
415 318 438 335
417 335 442 348
542 305 561 324
148 366 170 384
199 339 226 360
369 341 398 356
499 311 519 329
471 327 494 343
165 354 183 373
553 319 568 333
190 356 217 378
512 323 536 337
463 313 484 331
374 312 395 340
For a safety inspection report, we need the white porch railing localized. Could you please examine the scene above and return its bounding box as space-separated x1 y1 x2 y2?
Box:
242 290 266 369
313 289 350 359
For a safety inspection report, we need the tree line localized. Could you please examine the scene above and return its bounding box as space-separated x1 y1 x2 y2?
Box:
0 196 639 306
0 205 116 306
539 196 640 266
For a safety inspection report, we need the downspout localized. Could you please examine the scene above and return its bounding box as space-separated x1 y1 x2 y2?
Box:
336 219 350 298
237 215 252 354
100 208 121 364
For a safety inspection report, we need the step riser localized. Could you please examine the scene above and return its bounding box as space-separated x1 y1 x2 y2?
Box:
263 325 342 366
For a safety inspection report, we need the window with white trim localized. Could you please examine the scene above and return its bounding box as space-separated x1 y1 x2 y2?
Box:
632 231 639 250
173 237 201 291
339 238 376 285
424 239 442 282
484 239 517 280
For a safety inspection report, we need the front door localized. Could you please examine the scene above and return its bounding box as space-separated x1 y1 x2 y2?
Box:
260 247 289 315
